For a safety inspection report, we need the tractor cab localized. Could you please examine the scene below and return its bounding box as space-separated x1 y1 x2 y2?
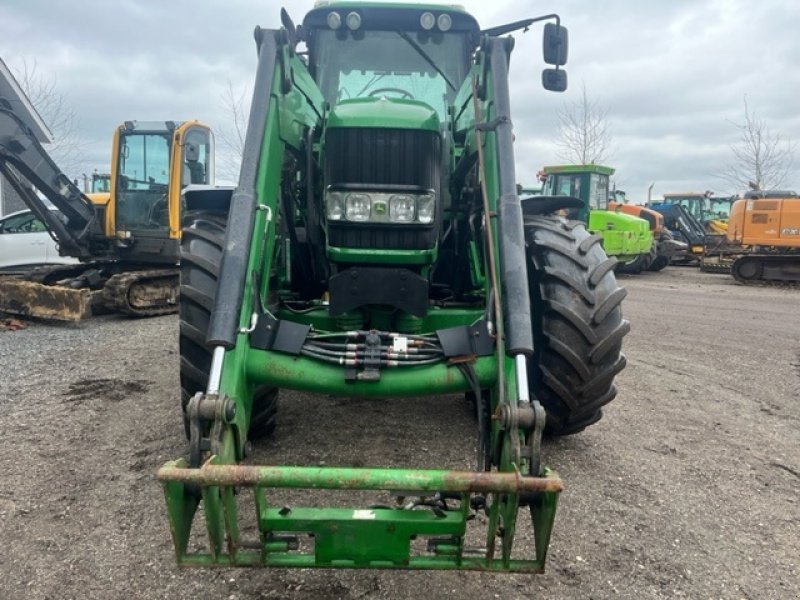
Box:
542 164 652 262
302 4 478 118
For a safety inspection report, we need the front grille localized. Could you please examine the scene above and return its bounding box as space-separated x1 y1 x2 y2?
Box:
325 127 440 189
325 127 440 251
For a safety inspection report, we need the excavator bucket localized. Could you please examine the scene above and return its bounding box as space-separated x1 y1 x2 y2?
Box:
158 457 562 571
0 277 92 321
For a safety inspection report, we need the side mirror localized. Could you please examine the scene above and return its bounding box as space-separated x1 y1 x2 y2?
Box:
280 7 297 45
543 23 568 66
542 68 567 92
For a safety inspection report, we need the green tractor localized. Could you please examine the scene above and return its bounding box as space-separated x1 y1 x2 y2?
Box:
540 164 654 273
159 3 628 572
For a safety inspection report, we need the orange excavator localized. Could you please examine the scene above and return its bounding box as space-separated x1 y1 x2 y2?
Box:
726 190 800 283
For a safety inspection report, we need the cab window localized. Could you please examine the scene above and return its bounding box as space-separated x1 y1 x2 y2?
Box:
589 173 609 210
181 129 211 187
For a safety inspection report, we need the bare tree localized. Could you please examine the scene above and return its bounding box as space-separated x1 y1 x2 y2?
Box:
721 97 796 191
15 59 86 175
215 79 250 183
556 83 612 165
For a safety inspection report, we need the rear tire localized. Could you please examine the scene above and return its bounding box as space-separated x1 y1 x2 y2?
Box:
179 210 278 440
525 216 630 435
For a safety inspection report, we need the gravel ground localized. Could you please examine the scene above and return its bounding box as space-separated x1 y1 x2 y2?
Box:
0 266 798 600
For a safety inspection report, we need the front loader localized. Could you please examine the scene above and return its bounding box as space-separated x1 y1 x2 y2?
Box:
159 3 629 572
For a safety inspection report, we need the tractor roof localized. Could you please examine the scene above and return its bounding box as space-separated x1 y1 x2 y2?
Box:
302 2 480 34
313 1 469 13
542 164 615 176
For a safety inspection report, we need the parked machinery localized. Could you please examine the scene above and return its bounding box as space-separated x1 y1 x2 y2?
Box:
607 191 686 271
647 201 708 265
157 3 629 573
539 164 654 273
726 190 800 282
0 107 213 319
661 192 733 233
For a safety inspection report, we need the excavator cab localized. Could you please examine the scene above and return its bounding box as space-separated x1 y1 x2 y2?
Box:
107 121 213 247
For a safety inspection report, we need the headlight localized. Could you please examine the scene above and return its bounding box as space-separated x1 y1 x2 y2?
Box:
326 11 341 30
326 191 344 220
325 189 435 225
417 194 435 224
437 14 452 31
345 11 361 31
390 195 416 222
420 12 435 30
345 194 371 221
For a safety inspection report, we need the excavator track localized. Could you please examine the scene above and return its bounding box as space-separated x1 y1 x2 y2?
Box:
102 269 180 317
732 254 800 284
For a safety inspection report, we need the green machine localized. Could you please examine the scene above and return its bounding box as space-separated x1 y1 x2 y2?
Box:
159 3 629 572
541 164 653 270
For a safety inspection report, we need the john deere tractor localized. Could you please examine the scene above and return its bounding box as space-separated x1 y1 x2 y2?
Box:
159 3 628 572
539 164 654 273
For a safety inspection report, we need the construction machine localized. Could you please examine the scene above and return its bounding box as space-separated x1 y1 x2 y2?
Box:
538 164 654 273
79 170 112 195
660 192 733 232
607 190 685 272
725 190 800 282
658 192 737 271
647 201 708 265
0 103 213 319
157 3 629 572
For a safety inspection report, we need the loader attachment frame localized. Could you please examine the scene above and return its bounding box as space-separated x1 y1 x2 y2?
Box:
159 457 561 571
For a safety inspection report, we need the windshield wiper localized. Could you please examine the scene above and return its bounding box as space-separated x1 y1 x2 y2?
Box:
395 30 456 92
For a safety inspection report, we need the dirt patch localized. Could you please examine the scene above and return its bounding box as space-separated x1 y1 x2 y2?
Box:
0 316 27 331
0 267 798 599
62 377 150 403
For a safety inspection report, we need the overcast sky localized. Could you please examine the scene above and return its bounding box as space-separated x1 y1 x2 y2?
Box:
1 0 798 199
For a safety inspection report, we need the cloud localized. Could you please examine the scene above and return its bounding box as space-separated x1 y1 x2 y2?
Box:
0 0 797 196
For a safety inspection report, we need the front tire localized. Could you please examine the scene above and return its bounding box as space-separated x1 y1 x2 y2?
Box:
525 216 630 435
179 210 278 440
648 231 673 271
616 252 649 274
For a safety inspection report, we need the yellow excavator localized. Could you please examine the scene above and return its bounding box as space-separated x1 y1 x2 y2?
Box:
0 107 214 319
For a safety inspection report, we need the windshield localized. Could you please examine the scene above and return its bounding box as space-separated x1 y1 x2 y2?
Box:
92 175 110 193
116 133 171 232
663 196 702 220
546 174 582 199
708 199 731 218
313 30 468 118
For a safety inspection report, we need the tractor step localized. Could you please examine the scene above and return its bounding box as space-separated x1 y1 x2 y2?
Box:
158 457 562 571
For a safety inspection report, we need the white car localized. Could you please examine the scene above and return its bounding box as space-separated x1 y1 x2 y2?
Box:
0 209 78 271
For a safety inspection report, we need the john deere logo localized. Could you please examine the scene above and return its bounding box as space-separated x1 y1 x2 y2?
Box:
374 201 387 215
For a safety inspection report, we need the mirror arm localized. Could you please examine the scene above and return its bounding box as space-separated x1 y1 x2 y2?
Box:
481 14 560 38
